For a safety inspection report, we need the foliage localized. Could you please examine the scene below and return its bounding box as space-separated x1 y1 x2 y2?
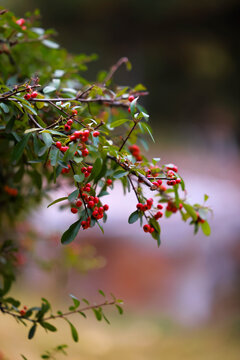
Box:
0 7 211 355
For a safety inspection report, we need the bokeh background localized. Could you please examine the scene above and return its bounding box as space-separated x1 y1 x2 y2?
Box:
0 0 240 359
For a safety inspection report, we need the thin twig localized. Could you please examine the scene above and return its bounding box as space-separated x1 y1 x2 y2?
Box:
104 57 129 84
119 121 138 152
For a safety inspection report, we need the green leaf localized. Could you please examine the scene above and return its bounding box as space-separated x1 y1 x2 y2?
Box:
42 132 53 148
28 324 37 340
113 170 128 179
68 189 79 202
74 173 85 183
61 219 81 245
70 294 80 309
130 96 138 115
11 134 31 163
47 197 68 208
139 122 155 142
0 102 9 113
66 320 78 342
99 289 106 297
21 355 28 360
93 308 102 321
110 119 129 128
115 304 123 315
43 86 56 94
49 147 59 166
182 203 198 221
200 221 211 236
204 194 209 202
40 322 57 332
128 210 139 224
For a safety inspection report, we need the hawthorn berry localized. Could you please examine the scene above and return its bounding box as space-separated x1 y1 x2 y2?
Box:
31 91 38 98
82 148 89 157
16 18 25 26
143 224 150 233
55 141 62 149
88 201 94 208
76 200 82 207
93 131 100 137
128 95 134 102
24 93 31 100
157 204 163 210
67 119 73 126
72 109 78 115
20 309 26 316
106 179 112 186
64 124 71 131
103 204 109 211
136 203 143 211
128 107 131 113
71 207 78 214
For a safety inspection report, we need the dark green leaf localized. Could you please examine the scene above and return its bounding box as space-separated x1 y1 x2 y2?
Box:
66 320 78 342
70 294 80 309
11 134 31 163
42 132 53 148
128 210 139 224
47 197 68 208
40 322 57 332
28 324 37 339
113 170 128 179
74 173 85 183
61 219 81 245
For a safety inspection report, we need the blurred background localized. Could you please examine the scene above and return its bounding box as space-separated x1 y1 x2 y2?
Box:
0 0 240 359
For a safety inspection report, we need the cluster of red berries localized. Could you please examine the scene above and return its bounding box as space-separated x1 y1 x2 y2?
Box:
16 18 26 31
19 306 28 316
61 164 71 174
4 185 18 196
129 144 142 162
166 201 183 213
154 204 163 220
166 169 181 186
143 224 155 233
24 86 38 100
136 198 154 212
91 204 109 220
81 165 93 178
152 179 163 188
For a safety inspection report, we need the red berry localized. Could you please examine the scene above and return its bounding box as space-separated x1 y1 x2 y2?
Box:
85 187 91 192
154 211 163 220
31 91 38 98
82 148 89 157
128 107 131 113
103 204 109 211
20 309 26 316
81 167 87 173
176 178 181 184
157 180 162 186
160 185 167 191
136 203 143 211
55 141 61 149
60 146 69 152
94 197 99 204
71 207 78 214
106 179 112 186
98 206 104 214
157 204 163 210
16 18 25 26
24 93 31 100
74 131 81 139
93 131 100 137
143 224 150 233
88 201 94 208
72 109 78 115
64 124 71 131
76 200 82 207
87 166 93 172
83 129 90 137
70 135 76 141
81 220 86 227
84 171 90 178
67 119 73 126
179 203 183 210
128 95 134 102
149 226 155 234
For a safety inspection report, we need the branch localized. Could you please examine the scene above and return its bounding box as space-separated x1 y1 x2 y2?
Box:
119 121 138 152
104 57 129 84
